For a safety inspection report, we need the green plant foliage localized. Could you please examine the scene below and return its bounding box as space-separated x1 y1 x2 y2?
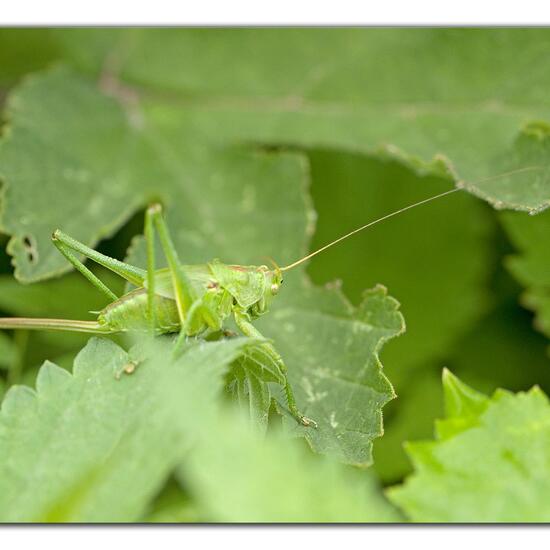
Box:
308 150 493 381
0 64 406 466
0 337 399 522
389 371 550 522
179 408 401 522
0 67 313 282
375 274 550 484
142 479 199 523
53 28 550 212
260 284 403 465
0 337 259 521
2 27 550 524
500 209 550 341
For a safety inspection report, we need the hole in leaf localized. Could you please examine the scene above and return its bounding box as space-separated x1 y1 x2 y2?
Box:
22 234 38 264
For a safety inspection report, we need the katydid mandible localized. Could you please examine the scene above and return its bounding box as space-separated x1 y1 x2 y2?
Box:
0 167 538 428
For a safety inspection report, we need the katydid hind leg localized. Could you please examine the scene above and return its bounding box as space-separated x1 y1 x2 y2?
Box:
233 310 317 428
146 204 200 355
0 317 114 334
52 230 146 287
144 207 157 334
172 297 206 355
147 204 197 313
52 237 119 301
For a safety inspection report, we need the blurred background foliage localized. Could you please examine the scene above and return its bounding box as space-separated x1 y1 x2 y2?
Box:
0 27 548 499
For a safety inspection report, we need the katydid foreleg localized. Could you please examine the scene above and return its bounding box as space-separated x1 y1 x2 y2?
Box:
233 309 317 428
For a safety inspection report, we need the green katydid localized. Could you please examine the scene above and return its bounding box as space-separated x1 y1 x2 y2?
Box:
0 167 539 428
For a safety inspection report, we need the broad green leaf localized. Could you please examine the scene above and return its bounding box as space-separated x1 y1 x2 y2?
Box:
179 409 401 523
436 369 490 439
500 209 550 340
0 336 258 522
53 28 550 212
0 335 400 523
0 67 312 282
388 372 550 522
259 283 403 465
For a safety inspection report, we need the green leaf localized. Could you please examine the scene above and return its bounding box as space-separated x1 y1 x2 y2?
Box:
437 369 490 439
260 283 403 465
500 208 550 341
0 336 399 523
388 374 550 522
0 336 258 522
54 28 550 212
179 408 401 522
0 67 312 282
442 368 488 419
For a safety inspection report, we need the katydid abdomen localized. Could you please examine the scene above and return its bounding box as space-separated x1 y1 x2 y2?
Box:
98 287 181 334
99 264 235 335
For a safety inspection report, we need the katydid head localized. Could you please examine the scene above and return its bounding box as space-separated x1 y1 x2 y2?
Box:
247 264 283 317
266 265 283 296
263 257 284 296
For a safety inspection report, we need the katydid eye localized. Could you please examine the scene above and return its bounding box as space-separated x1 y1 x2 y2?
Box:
271 283 280 294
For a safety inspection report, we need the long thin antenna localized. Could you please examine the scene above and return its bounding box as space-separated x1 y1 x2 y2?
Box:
280 166 542 272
